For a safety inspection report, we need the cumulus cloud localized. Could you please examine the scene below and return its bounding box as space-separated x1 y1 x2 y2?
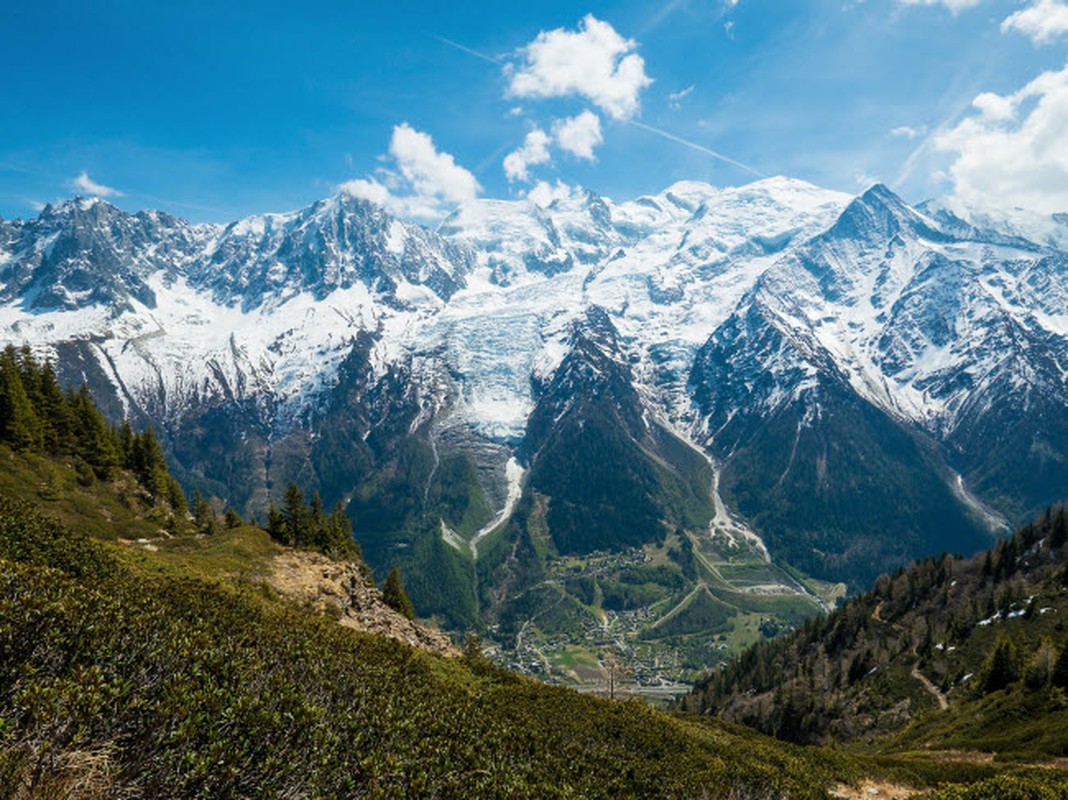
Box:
896 0 981 11
503 128 552 182
1002 0 1068 45
506 15 652 120
934 64 1068 214
70 171 123 198
341 123 479 219
527 179 578 207
552 111 603 160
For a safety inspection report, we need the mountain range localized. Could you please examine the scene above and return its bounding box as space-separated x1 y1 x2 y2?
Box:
3 177 1067 639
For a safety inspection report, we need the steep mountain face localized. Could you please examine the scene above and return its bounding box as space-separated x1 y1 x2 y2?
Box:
196 194 474 308
1 178 1066 636
520 306 713 554
0 198 208 311
686 185 1068 584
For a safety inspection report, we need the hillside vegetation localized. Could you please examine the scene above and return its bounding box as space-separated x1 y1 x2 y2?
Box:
0 491 889 799
687 505 1068 761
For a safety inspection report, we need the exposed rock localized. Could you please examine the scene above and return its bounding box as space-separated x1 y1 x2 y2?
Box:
265 550 458 657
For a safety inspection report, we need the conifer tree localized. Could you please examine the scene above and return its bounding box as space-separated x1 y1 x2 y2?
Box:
982 637 1020 693
118 420 135 466
70 386 119 477
0 346 43 451
224 507 244 529
382 566 415 620
266 505 285 543
282 482 308 547
1052 507 1068 550
192 490 218 535
37 360 71 453
167 477 187 513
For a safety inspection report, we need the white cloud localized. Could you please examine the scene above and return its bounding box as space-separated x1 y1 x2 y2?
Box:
668 85 695 110
503 128 552 182
340 123 479 219
890 125 926 139
527 180 578 207
552 111 603 160
506 15 653 120
1002 0 1068 45
934 64 1068 214
389 123 479 205
896 0 981 12
70 171 123 198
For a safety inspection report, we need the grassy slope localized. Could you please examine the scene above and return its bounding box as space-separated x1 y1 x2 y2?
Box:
0 488 874 799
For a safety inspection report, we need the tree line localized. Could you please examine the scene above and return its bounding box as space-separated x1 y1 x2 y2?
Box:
0 344 185 510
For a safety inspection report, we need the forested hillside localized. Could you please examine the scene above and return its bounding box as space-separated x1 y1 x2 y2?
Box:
687 506 1068 758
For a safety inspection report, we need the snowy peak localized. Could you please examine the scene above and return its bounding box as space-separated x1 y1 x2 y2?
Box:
439 187 621 285
0 197 207 312
196 193 474 308
0 194 476 314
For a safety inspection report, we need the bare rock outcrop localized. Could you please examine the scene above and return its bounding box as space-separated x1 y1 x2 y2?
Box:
266 550 458 657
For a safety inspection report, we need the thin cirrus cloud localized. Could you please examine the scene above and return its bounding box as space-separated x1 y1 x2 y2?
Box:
890 125 926 139
1002 0 1068 44
505 14 653 121
667 85 695 110
70 171 123 198
340 123 480 220
896 0 982 11
934 63 1068 214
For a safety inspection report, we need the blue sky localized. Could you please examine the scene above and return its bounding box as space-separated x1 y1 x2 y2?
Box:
1 0 1066 222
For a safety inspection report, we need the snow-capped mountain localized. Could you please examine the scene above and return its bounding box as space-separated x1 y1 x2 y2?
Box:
2 176 1066 604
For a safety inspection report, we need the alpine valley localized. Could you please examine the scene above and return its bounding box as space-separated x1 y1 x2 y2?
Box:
4 176 1068 686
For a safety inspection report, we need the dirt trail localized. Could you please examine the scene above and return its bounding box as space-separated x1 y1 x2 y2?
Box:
871 602 949 711
911 660 949 711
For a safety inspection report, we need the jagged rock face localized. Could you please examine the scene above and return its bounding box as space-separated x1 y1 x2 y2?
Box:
688 185 1068 563
1 177 1067 603
197 194 474 308
0 198 208 311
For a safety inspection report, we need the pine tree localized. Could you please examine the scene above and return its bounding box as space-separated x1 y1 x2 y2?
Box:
70 386 119 477
118 420 135 467
192 490 218 535
982 637 1020 693
129 428 170 500
282 483 308 547
382 566 415 620
0 346 43 451
37 361 72 453
266 505 285 544
323 501 359 561
224 507 244 529
167 478 187 513
1052 507 1068 550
